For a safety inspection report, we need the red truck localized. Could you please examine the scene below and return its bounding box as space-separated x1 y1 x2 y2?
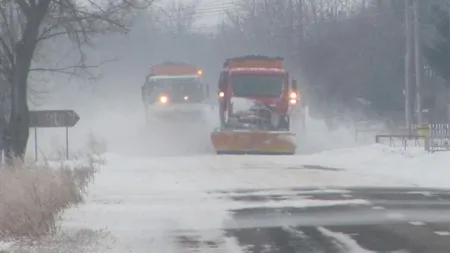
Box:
210 55 300 155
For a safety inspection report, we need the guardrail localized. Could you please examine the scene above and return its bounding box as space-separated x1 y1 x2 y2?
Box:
374 124 450 153
375 134 425 149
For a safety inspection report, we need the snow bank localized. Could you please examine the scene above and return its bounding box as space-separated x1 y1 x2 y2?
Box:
279 144 450 188
297 113 366 153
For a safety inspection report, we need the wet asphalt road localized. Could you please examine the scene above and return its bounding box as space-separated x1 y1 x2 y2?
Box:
173 186 450 253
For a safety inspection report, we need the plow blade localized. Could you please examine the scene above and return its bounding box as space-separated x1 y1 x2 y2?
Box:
210 129 296 155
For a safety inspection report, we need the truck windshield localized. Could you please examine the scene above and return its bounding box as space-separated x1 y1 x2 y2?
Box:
231 74 284 97
147 77 204 101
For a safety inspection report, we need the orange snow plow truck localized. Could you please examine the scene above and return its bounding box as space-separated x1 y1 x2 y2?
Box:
141 62 208 124
210 55 300 155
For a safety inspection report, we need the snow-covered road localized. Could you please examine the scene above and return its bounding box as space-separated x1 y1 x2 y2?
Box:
55 144 450 252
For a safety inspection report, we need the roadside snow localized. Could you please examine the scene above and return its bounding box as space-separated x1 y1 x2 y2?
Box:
289 144 450 188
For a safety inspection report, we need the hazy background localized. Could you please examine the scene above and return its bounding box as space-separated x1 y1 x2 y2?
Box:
24 0 450 159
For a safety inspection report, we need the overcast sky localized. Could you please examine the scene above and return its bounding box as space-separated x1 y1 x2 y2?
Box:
156 0 233 28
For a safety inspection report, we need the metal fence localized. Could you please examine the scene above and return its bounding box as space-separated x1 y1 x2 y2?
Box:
374 123 450 152
425 124 450 152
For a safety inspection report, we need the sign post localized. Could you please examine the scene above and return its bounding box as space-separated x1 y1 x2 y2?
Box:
34 127 37 161
29 110 80 160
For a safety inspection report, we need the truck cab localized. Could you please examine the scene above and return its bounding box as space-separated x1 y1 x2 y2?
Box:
217 55 299 131
141 62 209 123
142 74 208 105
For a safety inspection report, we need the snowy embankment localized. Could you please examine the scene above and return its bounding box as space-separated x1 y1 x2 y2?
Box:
291 144 450 188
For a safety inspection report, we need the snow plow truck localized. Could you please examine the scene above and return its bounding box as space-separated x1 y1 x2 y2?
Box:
210 55 300 155
141 62 209 124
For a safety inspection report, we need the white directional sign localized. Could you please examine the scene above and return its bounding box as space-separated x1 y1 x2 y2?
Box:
29 110 80 128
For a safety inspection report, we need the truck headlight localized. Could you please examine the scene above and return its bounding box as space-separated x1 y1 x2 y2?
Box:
159 95 168 103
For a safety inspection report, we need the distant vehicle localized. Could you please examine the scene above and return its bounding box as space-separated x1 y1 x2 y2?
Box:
141 62 210 124
210 55 302 155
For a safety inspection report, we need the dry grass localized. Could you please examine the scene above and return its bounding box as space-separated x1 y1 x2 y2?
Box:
0 159 96 238
0 134 104 239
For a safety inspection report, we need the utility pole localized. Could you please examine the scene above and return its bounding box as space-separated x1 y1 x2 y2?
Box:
413 0 423 125
287 0 293 62
405 0 413 134
448 0 450 123
297 0 306 132
297 0 303 43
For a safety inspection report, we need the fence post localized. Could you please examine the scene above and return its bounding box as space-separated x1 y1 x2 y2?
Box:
425 136 430 152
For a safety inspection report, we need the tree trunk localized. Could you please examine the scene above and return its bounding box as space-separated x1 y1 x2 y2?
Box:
6 1 51 160
8 34 41 160
9 80 29 158
7 42 31 160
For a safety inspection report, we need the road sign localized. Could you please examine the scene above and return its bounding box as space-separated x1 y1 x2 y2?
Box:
29 110 80 128
29 110 80 160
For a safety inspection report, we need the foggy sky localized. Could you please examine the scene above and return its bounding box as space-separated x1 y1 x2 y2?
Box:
157 0 230 27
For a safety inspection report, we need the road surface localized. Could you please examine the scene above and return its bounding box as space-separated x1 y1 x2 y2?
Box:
171 187 450 252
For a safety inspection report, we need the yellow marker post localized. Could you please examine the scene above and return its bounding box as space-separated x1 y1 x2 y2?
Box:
417 124 429 137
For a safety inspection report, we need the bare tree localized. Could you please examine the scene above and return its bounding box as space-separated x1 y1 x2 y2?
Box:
150 0 200 34
0 0 153 159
